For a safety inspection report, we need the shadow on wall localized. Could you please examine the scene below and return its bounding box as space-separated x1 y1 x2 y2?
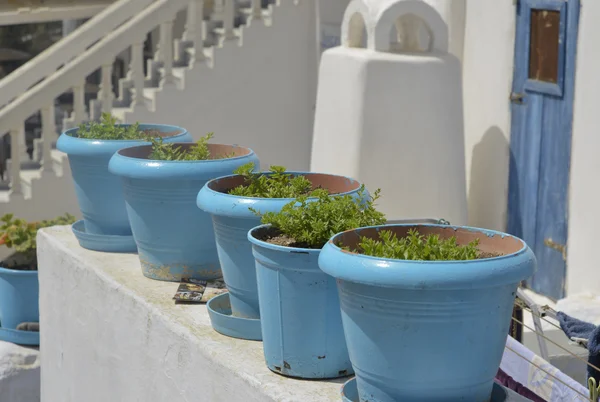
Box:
468 126 510 231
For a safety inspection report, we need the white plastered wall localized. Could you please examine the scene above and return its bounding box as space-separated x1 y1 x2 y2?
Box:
566 0 600 295
462 1 516 231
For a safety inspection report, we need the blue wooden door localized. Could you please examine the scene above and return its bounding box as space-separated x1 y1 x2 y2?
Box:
507 0 579 300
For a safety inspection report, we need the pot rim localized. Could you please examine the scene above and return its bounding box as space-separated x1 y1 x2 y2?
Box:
109 144 258 181
328 223 529 264
61 124 189 143
199 171 362 201
0 266 38 276
319 224 536 289
247 224 321 254
113 143 255 164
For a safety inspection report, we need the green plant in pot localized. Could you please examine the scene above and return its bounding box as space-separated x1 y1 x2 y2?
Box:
108 132 259 282
0 213 76 345
319 222 536 402
57 113 192 252
196 164 367 342
246 187 387 378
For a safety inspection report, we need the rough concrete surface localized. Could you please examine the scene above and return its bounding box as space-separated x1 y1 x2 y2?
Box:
0 341 40 402
37 226 346 402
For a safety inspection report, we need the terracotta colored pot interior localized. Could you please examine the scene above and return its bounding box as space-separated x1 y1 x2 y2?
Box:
118 143 252 159
336 225 524 256
208 173 361 195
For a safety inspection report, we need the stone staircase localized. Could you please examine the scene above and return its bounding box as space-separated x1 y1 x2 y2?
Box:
0 0 317 223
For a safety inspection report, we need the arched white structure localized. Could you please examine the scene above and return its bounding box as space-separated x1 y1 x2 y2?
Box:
311 0 468 225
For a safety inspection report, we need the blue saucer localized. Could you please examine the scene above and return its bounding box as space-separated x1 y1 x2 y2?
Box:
0 327 39 346
207 293 262 341
72 220 137 253
341 378 530 401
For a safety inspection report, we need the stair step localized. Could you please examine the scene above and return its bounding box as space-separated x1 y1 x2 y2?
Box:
20 169 42 199
157 66 187 87
213 27 242 41
51 149 67 176
238 7 270 18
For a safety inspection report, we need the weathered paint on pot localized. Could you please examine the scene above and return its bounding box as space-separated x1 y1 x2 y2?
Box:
109 143 258 282
196 173 362 319
57 124 191 236
0 267 38 330
319 224 536 402
248 224 353 379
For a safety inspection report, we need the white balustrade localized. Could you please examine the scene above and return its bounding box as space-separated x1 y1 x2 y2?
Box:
9 128 22 195
72 81 88 125
223 0 236 39
185 0 206 63
0 0 157 108
160 20 175 85
41 104 55 175
100 64 114 115
130 41 147 108
251 0 262 18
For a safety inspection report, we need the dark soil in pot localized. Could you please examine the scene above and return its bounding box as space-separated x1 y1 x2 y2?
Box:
1 252 36 271
252 226 315 249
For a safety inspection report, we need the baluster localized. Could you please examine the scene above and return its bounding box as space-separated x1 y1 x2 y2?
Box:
251 0 262 18
72 81 87 125
9 127 22 195
223 0 235 39
100 63 114 115
160 20 174 85
41 104 55 175
185 0 206 63
130 41 146 108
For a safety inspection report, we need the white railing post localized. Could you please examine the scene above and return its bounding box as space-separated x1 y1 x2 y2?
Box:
160 19 175 85
100 63 114 115
41 104 55 175
72 81 88 124
9 127 22 195
186 0 206 63
223 0 235 39
130 41 147 108
251 0 262 18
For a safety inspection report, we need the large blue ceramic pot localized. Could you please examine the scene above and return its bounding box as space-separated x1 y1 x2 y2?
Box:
248 224 353 379
0 267 38 330
57 124 191 236
319 224 536 402
109 143 258 282
196 173 362 319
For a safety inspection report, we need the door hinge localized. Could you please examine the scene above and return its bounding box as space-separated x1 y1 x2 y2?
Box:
510 92 525 104
544 238 567 261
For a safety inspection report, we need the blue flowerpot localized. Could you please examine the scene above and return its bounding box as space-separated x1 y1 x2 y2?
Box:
197 173 362 319
0 267 38 330
57 124 191 236
319 224 536 402
248 224 353 379
109 143 258 281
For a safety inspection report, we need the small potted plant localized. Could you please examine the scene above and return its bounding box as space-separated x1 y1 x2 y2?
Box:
247 187 386 379
56 113 192 250
108 133 259 282
0 213 76 345
319 224 536 401
196 164 363 322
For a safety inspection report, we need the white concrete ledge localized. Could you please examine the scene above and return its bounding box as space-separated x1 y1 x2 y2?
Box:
37 226 345 402
0 341 40 402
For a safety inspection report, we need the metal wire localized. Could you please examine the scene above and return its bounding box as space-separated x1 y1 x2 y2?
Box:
504 344 592 401
511 315 600 374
